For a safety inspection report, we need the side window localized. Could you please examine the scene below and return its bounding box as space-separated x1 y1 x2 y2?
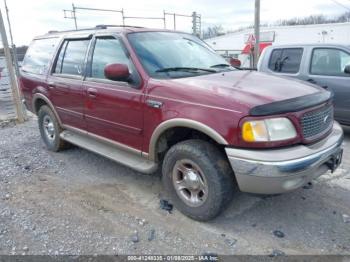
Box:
91 37 131 79
268 48 303 74
54 41 67 74
54 39 90 76
310 48 350 77
22 37 59 75
268 49 282 71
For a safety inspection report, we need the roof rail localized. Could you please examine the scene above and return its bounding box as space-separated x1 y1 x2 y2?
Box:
47 24 144 34
95 24 145 29
47 27 100 34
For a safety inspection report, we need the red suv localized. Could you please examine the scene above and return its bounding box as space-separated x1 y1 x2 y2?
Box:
20 26 343 221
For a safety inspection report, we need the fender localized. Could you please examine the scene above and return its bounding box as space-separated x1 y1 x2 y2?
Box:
148 118 228 161
32 93 62 126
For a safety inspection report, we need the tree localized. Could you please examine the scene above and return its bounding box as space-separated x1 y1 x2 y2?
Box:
202 25 225 39
275 12 350 26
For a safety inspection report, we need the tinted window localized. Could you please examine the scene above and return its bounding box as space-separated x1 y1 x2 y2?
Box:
310 48 350 76
268 48 303 73
91 37 130 79
22 38 58 75
56 39 90 76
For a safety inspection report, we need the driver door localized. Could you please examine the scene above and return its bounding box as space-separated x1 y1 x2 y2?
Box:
83 35 145 152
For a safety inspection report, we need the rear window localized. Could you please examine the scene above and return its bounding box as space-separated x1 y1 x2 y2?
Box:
22 38 59 75
268 48 303 74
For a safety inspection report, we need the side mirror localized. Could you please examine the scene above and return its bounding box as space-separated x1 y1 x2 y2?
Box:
229 57 241 68
104 63 130 82
344 65 350 74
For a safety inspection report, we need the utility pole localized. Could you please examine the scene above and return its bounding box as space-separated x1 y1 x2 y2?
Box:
192 12 201 37
64 3 78 29
72 3 78 30
254 0 260 68
164 11 200 33
4 0 19 75
0 9 25 122
192 12 197 35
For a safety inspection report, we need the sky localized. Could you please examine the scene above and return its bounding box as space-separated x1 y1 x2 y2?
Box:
0 0 349 45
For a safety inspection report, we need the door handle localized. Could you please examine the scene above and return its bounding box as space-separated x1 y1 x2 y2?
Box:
307 78 317 84
48 82 56 89
87 88 98 98
146 99 163 109
307 79 328 89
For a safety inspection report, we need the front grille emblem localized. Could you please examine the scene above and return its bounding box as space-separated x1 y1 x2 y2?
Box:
323 115 329 123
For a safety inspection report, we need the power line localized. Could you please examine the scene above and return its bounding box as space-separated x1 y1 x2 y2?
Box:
63 3 202 35
330 0 350 11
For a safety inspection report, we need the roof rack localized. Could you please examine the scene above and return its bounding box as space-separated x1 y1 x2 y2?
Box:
95 24 145 29
47 24 144 34
47 27 99 34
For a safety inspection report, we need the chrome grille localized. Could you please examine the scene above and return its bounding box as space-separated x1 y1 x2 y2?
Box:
301 105 333 139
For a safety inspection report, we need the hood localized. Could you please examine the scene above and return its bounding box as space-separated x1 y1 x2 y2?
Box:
170 70 324 113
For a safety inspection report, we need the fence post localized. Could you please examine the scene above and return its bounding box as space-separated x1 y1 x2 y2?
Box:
0 8 26 123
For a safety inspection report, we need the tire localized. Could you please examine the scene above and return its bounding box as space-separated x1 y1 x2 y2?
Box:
162 139 235 221
38 105 67 152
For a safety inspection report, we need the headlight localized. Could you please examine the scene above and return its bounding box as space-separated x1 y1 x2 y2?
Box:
242 117 297 142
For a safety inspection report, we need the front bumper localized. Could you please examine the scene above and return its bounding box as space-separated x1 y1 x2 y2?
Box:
225 122 344 194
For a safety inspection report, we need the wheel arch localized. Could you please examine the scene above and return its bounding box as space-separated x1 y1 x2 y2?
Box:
148 118 228 161
32 93 62 126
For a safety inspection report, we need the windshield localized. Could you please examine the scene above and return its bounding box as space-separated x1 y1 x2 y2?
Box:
127 31 232 78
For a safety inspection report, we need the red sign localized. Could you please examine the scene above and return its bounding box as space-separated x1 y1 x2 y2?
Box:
242 42 272 54
246 34 256 45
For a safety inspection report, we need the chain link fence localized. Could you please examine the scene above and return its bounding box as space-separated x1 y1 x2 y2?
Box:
0 51 16 121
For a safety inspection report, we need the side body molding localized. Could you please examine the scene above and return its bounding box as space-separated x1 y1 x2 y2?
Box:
32 93 62 125
148 118 229 161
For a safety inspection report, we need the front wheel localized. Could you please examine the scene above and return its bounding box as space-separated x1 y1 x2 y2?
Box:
162 139 235 221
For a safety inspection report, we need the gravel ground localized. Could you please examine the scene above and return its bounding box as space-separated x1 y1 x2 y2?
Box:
0 117 349 256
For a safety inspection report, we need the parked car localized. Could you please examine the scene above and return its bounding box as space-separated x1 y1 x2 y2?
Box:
20 26 343 221
258 44 350 125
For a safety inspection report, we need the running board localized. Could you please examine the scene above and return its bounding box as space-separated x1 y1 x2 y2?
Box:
60 130 158 174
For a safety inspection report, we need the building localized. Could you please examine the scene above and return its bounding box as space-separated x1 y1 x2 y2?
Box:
205 22 350 67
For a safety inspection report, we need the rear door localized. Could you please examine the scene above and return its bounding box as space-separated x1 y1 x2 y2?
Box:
83 35 145 152
306 47 350 124
48 37 91 130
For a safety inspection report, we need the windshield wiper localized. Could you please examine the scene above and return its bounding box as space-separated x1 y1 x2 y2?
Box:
155 67 216 73
210 64 231 68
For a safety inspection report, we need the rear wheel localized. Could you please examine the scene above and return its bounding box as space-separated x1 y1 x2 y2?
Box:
162 139 235 221
38 105 67 152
